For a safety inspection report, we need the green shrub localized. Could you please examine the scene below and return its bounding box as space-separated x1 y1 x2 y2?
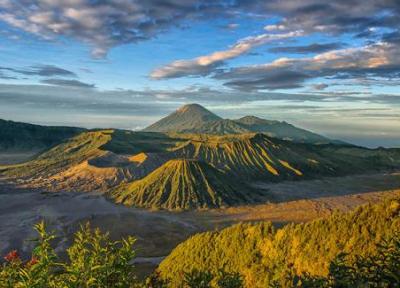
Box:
158 198 400 287
0 222 137 288
295 233 400 287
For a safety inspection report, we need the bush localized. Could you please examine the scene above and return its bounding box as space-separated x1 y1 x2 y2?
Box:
0 221 137 288
294 233 400 287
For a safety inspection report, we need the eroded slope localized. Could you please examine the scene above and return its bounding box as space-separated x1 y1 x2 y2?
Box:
110 159 255 210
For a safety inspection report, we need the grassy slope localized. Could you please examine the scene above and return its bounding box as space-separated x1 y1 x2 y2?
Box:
172 133 400 181
110 159 255 210
2 129 399 206
0 130 185 192
0 119 84 152
158 196 400 287
2 130 112 178
101 130 185 154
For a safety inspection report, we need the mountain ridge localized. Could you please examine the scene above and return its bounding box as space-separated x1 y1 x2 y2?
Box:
144 103 222 133
143 103 338 144
0 118 84 152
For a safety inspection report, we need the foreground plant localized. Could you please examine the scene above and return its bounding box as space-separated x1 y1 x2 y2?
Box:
293 233 400 287
0 221 137 288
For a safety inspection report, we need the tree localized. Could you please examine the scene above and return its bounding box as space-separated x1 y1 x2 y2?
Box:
295 233 400 287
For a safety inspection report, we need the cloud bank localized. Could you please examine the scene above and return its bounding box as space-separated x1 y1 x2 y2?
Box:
2 0 399 58
215 42 400 90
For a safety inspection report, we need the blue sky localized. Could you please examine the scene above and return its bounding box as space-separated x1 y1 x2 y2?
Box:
0 0 399 147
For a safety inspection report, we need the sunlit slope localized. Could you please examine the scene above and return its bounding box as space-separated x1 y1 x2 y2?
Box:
110 159 255 210
1 130 183 192
0 130 315 186
172 133 400 180
2 128 399 197
158 196 400 287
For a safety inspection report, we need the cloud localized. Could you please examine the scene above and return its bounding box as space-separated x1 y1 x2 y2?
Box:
0 0 233 58
0 83 398 113
223 23 240 30
268 43 345 54
0 65 76 77
41 78 95 89
0 71 17 80
312 83 329 90
0 82 399 147
148 0 400 80
1 0 399 59
150 30 303 79
242 1 400 36
223 70 311 90
215 42 400 90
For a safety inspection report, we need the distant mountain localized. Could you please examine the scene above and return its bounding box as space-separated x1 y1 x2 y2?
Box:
143 104 339 144
110 159 254 210
180 119 249 135
143 103 222 133
0 119 84 152
233 115 334 144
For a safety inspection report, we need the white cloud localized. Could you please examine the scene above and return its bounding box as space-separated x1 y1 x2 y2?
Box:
264 24 286 31
150 30 304 79
216 42 400 90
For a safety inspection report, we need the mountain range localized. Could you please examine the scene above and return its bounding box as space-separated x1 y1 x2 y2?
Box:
1 104 399 210
144 103 340 144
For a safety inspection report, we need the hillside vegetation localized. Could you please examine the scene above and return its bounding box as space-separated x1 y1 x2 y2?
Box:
157 196 400 287
1 198 398 287
1 108 400 210
110 159 256 210
0 130 183 192
0 119 84 152
172 133 400 180
2 127 400 208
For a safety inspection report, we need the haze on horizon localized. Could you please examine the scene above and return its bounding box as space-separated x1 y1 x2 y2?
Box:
0 0 399 148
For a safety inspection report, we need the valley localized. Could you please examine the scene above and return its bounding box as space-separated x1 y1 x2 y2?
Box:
1 171 399 279
0 104 399 283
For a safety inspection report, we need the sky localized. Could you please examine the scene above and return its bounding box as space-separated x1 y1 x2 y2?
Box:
0 0 399 148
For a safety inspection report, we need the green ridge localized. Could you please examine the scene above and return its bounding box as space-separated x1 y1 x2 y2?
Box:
0 118 84 152
173 133 400 180
2 130 113 179
2 129 400 199
157 196 400 287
